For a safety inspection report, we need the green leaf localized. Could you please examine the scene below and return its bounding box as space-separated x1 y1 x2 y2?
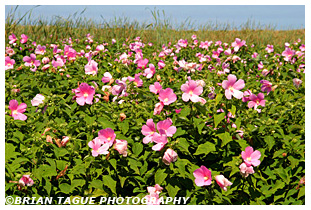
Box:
179 106 191 118
102 175 117 194
214 112 225 128
119 176 127 188
274 168 290 184
98 117 116 129
264 136 274 151
90 180 103 190
298 186 305 199
287 156 299 169
166 184 180 198
194 141 216 155
175 159 188 178
5 143 19 162
194 118 205 134
215 93 223 106
155 168 167 184
128 158 142 175
174 127 186 138
229 105 236 117
71 179 86 190
13 130 24 141
85 114 95 125
176 138 190 153
216 132 232 147
119 120 129 134
44 178 51 195
235 118 241 129
59 183 72 194
132 142 143 156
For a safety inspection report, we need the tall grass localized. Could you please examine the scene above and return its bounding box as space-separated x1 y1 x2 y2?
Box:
5 6 305 47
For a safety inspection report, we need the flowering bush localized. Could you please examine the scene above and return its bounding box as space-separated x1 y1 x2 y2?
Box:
5 33 305 204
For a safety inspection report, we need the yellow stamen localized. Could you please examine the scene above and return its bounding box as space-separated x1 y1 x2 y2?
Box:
84 93 88 97
189 90 193 95
229 86 234 92
164 98 168 102
204 176 209 180
12 110 18 115
247 157 251 162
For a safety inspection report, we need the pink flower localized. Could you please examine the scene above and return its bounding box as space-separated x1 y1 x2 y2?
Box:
6 47 15 56
265 44 274 53
262 69 270 76
98 128 116 147
8 99 27 121
282 48 295 61
239 162 255 177
193 166 212 186
147 184 163 195
72 83 95 106
85 60 98 76
141 119 157 144
247 93 266 112
241 146 261 167
293 78 302 88
132 74 143 87
222 74 245 99
157 118 176 137
5 56 15 70
215 175 233 191
114 139 128 157
231 38 246 52
152 132 168 151
258 61 264 70
111 79 127 96
9 33 17 44
158 60 165 69
175 108 182 114
42 57 50 64
20 34 28 44
88 137 110 157
149 82 162 94
61 136 70 147
31 94 45 106
162 148 178 165
96 44 105 51
144 64 156 78
52 57 65 68
19 175 34 187
260 80 272 94
158 88 177 105
23 54 41 67
137 58 149 69
153 102 164 115
181 79 203 102
35 45 46 55
144 194 160 205
102 72 112 83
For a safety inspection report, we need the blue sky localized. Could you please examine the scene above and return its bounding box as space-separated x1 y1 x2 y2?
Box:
5 5 305 30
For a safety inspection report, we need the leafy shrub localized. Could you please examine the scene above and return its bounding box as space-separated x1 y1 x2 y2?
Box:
5 34 305 204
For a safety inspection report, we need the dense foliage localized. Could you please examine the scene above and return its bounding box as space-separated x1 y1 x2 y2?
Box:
5 33 305 205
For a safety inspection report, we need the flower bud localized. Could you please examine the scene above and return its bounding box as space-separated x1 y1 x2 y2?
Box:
162 148 178 165
114 139 128 157
215 175 232 191
120 113 126 121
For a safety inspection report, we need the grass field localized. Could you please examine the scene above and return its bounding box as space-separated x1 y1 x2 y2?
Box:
5 6 305 47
